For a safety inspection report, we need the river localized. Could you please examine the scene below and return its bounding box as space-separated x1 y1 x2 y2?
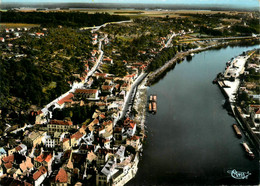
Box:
128 45 259 185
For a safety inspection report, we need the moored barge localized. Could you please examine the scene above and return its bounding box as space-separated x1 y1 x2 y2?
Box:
241 142 255 159
232 124 242 138
148 95 157 114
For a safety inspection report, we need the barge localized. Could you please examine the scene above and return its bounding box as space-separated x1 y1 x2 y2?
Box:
241 142 255 159
148 95 157 114
232 124 242 138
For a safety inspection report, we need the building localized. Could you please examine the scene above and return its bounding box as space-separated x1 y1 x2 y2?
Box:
23 131 47 147
50 168 71 186
47 120 73 134
126 136 141 151
34 151 54 173
74 89 99 100
33 166 48 186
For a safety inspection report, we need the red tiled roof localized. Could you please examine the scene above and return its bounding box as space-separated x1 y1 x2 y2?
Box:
126 74 136 78
101 85 113 91
49 120 73 126
100 114 106 119
256 108 260 114
63 138 69 143
71 131 83 140
35 33 44 36
103 58 112 61
75 89 98 94
95 73 107 77
2 155 14 163
92 119 99 124
35 152 52 163
130 135 140 141
33 166 47 181
57 93 74 105
129 122 136 129
103 120 112 126
4 162 12 169
55 168 68 183
15 145 23 152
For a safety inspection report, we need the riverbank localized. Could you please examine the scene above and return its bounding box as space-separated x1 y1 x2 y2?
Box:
146 38 259 86
216 49 260 152
129 44 259 185
133 77 148 139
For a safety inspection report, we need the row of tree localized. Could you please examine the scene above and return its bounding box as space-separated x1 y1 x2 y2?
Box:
1 11 130 27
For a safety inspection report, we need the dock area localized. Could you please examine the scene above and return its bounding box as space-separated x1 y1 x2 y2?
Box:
220 55 249 103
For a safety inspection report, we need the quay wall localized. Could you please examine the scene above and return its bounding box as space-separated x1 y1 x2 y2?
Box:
234 106 260 151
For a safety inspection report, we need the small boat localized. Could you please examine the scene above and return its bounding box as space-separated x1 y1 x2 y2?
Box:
241 142 255 159
232 124 242 138
190 53 194 56
149 95 153 102
153 95 157 102
152 102 157 113
148 103 152 112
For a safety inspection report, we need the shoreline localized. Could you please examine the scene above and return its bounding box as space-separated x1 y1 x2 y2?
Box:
215 50 260 152
146 38 259 86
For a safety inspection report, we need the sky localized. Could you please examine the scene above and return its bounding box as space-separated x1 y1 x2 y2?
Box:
2 0 259 8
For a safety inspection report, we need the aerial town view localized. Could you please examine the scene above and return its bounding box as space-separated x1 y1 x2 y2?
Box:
0 0 259 185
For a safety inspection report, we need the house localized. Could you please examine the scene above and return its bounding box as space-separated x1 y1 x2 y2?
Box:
34 110 47 124
103 57 113 64
87 119 99 132
47 120 73 134
103 120 113 133
123 118 137 137
33 166 48 186
56 93 74 108
125 74 137 81
23 131 47 147
91 50 98 56
2 154 14 173
126 136 141 150
35 33 45 37
13 32 19 37
0 37 5 42
101 85 114 94
97 158 118 185
74 89 99 100
92 33 98 39
94 73 108 79
45 132 62 148
86 77 94 88
19 156 34 174
120 83 131 92
70 131 85 147
34 151 54 173
15 144 27 156
50 168 71 186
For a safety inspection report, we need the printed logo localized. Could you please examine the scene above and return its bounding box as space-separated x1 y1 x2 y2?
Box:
227 169 251 179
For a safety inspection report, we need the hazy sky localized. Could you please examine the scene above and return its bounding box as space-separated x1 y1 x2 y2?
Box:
2 0 259 8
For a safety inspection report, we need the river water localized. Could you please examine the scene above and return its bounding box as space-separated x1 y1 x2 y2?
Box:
128 45 259 185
